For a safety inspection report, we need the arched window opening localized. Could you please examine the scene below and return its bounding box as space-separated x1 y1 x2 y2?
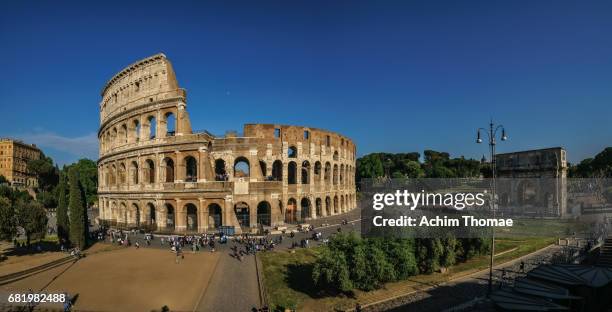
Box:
133 203 140 227
185 203 198 231
272 160 283 181
324 162 331 184
288 146 297 158
148 116 156 139
164 158 175 182
257 201 271 227
234 202 250 227
165 112 176 136
118 163 126 184
165 204 175 229
316 198 322 217
110 164 117 185
208 204 222 229
333 151 339 161
314 162 321 182
341 196 345 213
121 124 128 144
185 156 197 182
333 164 338 185
234 157 250 178
288 161 297 184
259 160 267 178
130 161 139 184
112 128 118 146
333 196 339 214
340 164 345 185
286 198 297 224
134 120 141 142
148 203 156 227
215 159 227 181
300 198 311 220
145 159 155 184
301 161 310 184
325 197 331 215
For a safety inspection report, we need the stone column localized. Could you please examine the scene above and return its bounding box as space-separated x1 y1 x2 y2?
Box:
175 198 185 232
199 198 208 232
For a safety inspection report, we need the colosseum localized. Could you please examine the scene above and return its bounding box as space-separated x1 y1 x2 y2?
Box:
97 53 357 234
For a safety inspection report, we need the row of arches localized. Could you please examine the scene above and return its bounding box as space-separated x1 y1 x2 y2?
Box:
100 193 356 232
102 155 355 187
100 110 177 153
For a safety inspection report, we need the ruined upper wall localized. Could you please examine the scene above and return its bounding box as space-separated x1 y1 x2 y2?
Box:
99 53 184 124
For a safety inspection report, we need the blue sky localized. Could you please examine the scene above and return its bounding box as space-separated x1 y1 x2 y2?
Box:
1 1 611 165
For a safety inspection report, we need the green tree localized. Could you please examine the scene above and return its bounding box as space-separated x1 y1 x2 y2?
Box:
0 175 8 185
15 200 48 246
56 172 70 242
0 197 16 241
312 247 353 292
27 155 59 191
68 167 88 248
65 159 98 207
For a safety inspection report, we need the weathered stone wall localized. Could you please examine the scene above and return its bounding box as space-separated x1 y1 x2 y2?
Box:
97 54 357 233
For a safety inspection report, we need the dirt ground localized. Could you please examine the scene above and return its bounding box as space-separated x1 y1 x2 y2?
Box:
1 245 221 312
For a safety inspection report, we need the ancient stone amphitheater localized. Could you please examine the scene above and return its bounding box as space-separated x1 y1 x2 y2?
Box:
97 54 357 233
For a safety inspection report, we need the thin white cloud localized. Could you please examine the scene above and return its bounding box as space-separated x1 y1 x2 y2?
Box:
10 131 99 162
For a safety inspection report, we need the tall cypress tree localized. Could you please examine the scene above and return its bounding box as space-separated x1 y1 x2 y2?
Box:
68 167 87 248
56 172 70 243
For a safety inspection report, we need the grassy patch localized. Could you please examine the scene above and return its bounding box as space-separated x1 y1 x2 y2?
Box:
261 237 555 311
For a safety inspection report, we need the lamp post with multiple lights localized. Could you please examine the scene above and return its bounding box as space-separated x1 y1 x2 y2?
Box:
476 120 507 298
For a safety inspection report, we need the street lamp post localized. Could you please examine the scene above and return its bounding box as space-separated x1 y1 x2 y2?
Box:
476 120 507 298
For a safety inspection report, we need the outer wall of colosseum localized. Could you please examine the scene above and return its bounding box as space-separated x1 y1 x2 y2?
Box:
97 54 357 234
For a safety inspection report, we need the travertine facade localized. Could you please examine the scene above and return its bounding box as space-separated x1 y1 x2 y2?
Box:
97 54 357 233
0 138 41 187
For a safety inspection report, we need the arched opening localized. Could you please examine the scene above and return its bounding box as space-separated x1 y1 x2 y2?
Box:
259 160 267 178
133 203 140 227
324 162 331 184
121 124 128 144
316 198 322 217
165 112 176 136
334 196 339 214
130 161 139 184
134 120 141 142
185 156 197 182
164 158 175 182
301 198 311 220
340 164 345 185
286 198 297 223
208 203 222 229
257 201 271 226
234 202 250 227
118 163 126 184
518 181 537 206
110 164 116 185
165 204 175 229
145 159 155 184
288 146 297 158
215 159 227 181
147 203 156 227
333 164 338 185
234 157 250 178
301 161 310 184
314 161 321 183
341 196 345 212
288 161 297 184
185 203 198 231
333 151 339 161
148 116 156 139
325 196 331 215
272 160 283 181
